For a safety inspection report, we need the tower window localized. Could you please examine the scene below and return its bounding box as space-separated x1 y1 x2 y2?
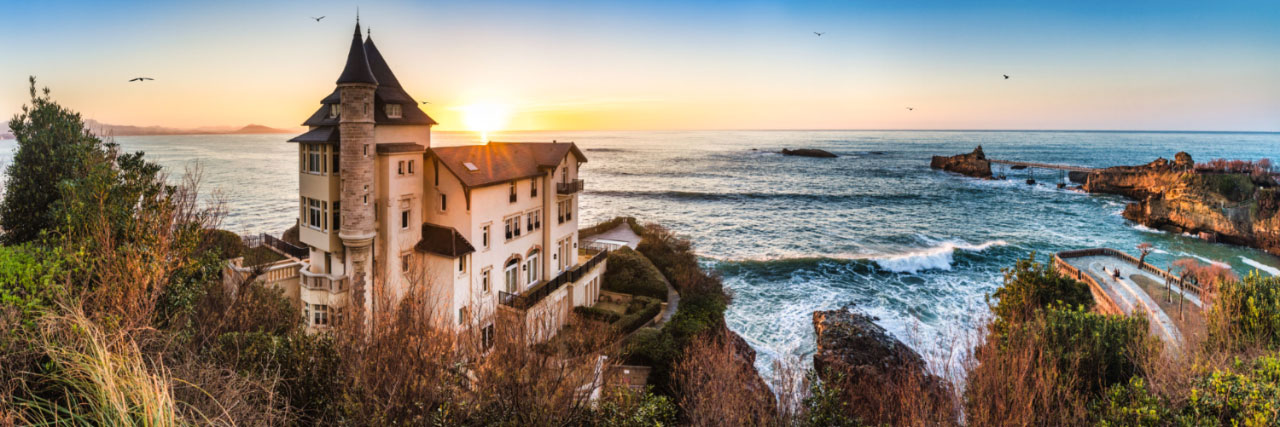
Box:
398 161 405 175
386 104 402 119
440 194 448 212
329 104 339 119
408 160 414 174
401 210 409 229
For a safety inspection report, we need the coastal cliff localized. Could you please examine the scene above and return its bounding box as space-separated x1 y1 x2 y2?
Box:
812 305 955 423
1083 152 1280 256
930 146 992 179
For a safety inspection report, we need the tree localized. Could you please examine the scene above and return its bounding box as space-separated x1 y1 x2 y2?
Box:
0 77 106 244
1136 243 1153 269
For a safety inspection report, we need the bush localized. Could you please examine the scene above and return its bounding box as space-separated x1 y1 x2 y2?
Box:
623 327 678 368
211 331 345 423
0 244 69 323
615 296 661 334
1031 307 1149 395
988 252 1093 337
588 386 679 426
603 247 669 301
1206 271 1280 350
574 305 622 323
204 228 246 260
1091 377 1169 426
1177 355 1280 425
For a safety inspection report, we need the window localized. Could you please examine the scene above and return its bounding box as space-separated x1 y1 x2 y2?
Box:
458 306 468 325
313 304 329 326
402 254 410 272
459 254 468 273
558 200 571 224
527 212 534 232
398 161 405 175
481 225 490 249
505 259 520 292
401 210 409 229
526 250 541 285
504 216 521 240
329 104 339 119
440 194 447 212
332 151 340 174
307 198 322 229
322 201 329 230
481 324 494 349
332 202 340 231
527 209 541 231
509 182 517 203
531 177 538 197
481 268 491 293
386 103 402 118
306 144 323 174
408 160 414 174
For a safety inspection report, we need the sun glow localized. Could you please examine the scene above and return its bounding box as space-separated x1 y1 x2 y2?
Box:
459 103 512 142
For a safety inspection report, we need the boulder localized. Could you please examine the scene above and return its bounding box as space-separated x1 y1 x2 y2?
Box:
930 146 992 179
812 305 956 424
781 148 838 158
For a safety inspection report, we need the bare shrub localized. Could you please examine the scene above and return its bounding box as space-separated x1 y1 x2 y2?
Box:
671 334 776 426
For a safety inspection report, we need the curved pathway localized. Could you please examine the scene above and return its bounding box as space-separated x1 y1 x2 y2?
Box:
1068 255 1184 353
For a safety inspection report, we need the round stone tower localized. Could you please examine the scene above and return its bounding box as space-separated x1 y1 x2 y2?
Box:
335 21 379 313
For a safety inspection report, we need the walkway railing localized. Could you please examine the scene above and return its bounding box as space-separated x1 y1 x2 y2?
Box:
1057 248 1202 295
500 249 608 310
1053 254 1123 315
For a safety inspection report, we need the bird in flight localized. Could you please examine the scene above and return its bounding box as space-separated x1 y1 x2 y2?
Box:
1003 74 1010 79
311 16 325 22
128 77 154 82
814 32 825 37
906 107 914 111
421 101 431 104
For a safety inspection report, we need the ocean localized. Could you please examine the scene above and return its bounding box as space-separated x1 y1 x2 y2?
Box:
3 130 1279 378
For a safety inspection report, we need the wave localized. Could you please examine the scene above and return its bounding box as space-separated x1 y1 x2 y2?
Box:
1240 256 1280 276
1130 223 1162 233
586 189 936 204
873 240 1009 273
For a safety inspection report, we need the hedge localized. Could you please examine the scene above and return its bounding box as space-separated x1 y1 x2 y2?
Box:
603 247 669 301
615 296 662 334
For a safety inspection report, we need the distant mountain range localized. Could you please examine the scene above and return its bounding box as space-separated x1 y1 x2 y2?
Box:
0 120 295 140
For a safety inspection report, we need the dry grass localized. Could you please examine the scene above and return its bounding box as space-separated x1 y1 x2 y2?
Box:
671 334 777 426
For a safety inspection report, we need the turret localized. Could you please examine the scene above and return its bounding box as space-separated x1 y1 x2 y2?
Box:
336 21 379 314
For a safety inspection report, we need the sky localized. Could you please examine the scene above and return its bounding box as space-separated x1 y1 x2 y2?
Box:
0 0 1278 132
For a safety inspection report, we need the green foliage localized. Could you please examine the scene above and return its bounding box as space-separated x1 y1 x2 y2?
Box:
624 327 678 368
205 228 246 260
1091 377 1170 426
603 247 669 302
588 387 679 426
0 244 69 322
802 371 862 427
1207 271 1280 350
614 296 662 334
1180 355 1280 426
576 305 623 323
211 331 345 423
1014 307 1149 395
0 78 106 245
1190 173 1256 203
988 252 1094 336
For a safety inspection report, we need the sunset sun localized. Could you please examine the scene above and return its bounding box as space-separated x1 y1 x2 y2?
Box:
459 103 512 141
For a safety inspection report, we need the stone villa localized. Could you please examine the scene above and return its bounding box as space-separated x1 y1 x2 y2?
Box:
237 21 605 343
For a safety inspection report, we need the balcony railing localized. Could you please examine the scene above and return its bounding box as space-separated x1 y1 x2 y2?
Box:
242 232 309 259
499 249 608 310
300 271 349 293
557 179 584 195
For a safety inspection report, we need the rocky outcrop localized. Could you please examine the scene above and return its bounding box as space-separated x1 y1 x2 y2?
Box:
1084 152 1280 256
930 146 992 179
781 148 838 158
812 305 956 424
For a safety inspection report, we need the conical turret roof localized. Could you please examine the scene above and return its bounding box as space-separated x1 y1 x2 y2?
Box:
336 22 378 85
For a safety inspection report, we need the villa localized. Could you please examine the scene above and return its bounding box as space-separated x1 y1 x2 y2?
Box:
252 21 604 342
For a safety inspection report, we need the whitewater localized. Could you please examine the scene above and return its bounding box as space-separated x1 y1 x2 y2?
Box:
3 129 1279 379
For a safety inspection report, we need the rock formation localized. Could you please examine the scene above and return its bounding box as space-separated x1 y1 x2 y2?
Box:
781 148 838 158
812 305 956 424
1084 152 1280 256
930 146 992 179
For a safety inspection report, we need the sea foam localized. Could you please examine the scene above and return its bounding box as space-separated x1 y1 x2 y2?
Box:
1240 256 1280 276
874 240 1008 273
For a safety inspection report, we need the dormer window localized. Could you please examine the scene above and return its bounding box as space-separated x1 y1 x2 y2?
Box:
329 104 340 119
386 104 402 119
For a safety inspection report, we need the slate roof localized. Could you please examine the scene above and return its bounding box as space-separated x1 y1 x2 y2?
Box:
336 23 377 85
287 126 338 144
429 142 587 188
375 142 425 154
300 26 437 127
415 223 475 257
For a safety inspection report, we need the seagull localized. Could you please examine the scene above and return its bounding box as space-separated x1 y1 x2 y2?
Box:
814 32 825 37
1003 74 1010 79
311 16 325 22
128 77 154 82
421 101 431 104
906 107 914 111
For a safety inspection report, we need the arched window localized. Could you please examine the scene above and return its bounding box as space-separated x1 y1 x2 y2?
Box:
504 258 520 293
526 250 541 285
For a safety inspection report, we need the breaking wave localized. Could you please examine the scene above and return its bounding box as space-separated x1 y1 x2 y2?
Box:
873 240 1010 273
1240 256 1280 276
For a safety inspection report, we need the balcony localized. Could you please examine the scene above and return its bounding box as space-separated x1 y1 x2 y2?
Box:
499 249 607 310
557 179 584 195
300 268 349 293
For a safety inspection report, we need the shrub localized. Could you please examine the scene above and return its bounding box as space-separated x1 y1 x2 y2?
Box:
614 296 661 334
623 327 678 368
1206 272 1280 350
1091 377 1169 426
0 244 69 323
987 252 1093 337
800 371 862 427
603 247 669 301
1179 355 1280 425
588 386 679 426
204 228 246 260
211 331 345 423
1031 307 1149 395
574 305 622 323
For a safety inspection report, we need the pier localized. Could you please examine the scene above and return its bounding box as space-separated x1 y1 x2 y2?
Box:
989 159 1099 174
